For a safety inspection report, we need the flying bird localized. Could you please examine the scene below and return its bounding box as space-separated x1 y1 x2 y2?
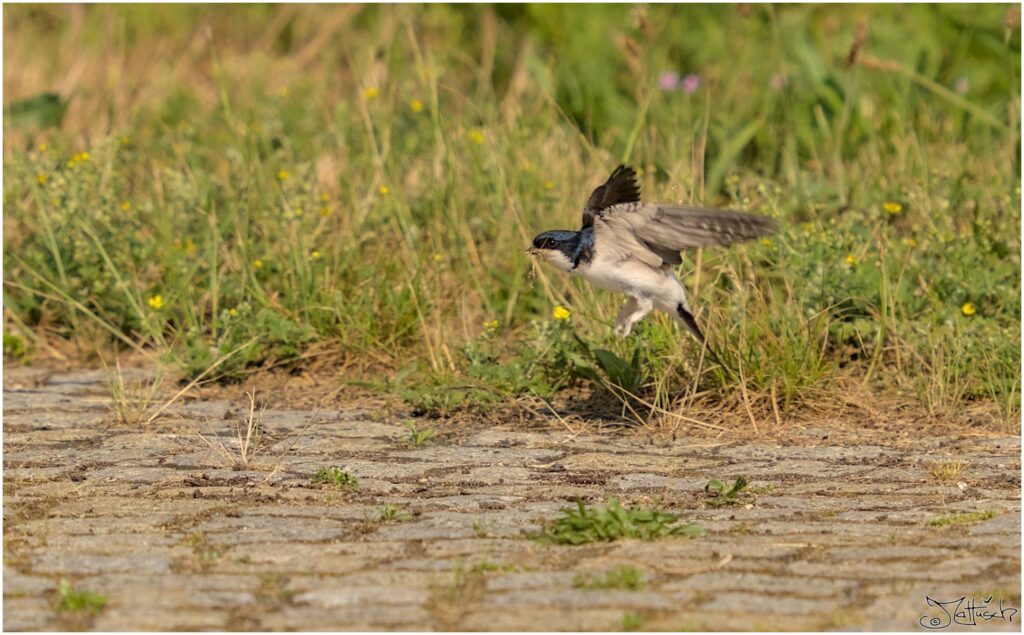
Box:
528 165 777 344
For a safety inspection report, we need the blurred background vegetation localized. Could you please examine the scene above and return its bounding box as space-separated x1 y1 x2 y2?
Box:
3 4 1020 428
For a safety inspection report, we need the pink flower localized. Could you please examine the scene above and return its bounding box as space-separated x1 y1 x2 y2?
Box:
682 74 700 94
770 72 787 92
658 71 680 91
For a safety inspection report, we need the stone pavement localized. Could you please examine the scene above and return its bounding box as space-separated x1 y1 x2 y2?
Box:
3 368 1020 631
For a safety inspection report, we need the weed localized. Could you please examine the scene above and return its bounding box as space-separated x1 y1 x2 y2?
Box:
573 565 645 590
930 460 967 482
431 565 485 630
404 421 436 447
193 390 268 469
378 503 410 523
621 611 644 631
106 361 163 426
704 476 753 508
182 532 222 569
56 579 106 613
535 497 703 545
311 467 358 489
929 510 997 527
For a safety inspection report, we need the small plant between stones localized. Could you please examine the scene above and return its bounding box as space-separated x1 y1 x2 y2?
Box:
106 360 163 426
930 460 967 482
929 510 996 527
56 578 107 613
622 611 644 631
405 421 436 447
704 475 753 508
311 467 358 489
573 565 645 590
378 503 410 523
534 497 703 545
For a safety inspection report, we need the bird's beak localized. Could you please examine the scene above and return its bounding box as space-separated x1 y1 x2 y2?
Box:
526 247 539 257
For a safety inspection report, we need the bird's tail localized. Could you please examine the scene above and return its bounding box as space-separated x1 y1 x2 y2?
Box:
675 304 733 378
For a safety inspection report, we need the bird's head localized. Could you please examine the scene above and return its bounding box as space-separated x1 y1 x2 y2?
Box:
527 230 577 272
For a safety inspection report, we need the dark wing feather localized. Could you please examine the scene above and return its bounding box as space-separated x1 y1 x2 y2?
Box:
581 165 641 229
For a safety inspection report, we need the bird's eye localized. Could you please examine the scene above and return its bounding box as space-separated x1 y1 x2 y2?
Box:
543 238 556 249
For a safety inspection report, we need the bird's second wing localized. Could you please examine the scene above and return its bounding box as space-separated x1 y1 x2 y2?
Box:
603 203 777 252
581 165 641 229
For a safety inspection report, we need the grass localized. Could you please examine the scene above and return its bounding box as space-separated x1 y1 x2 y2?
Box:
193 390 268 469
378 503 410 523
310 466 358 489
106 361 163 426
404 421 436 447
929 460 967 482
535 497 703 545
929 509 997 527
573 565 646 591
55 578 107 614
704 475 753 508
3 5 1020 428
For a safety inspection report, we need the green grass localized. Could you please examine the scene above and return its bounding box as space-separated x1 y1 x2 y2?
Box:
573 565 646 590
704 475 753 508
928 509 997 526
403 421 436 447
310 467 358 489
3 5 1020 426
378 503 411 523
535 497 703 545
55 579 107 614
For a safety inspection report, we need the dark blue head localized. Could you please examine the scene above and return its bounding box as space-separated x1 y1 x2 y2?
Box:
530 229 591 271
531 230 578 253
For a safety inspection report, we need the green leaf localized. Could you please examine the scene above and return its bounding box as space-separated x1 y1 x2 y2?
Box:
4 92 67 129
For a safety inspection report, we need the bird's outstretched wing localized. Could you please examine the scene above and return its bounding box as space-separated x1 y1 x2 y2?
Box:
595 203 778 267
581 165 641 229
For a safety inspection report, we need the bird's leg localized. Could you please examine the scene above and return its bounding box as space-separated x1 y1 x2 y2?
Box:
614 296 654 338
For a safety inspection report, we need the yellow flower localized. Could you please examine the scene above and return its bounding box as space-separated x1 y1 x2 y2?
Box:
319 193 330 202
253 258 264 269
277 169 290 182
961 302 976 316
184 238 196 256
119 136 131 146
468 129 485 145
903 237 917 248
319 206 331 217
37 142 48 152
543 180 554 190
363 86 379 100
553 305 571 321
844 254 857 266
36 173 47 185
294 208 303 217
277 86 289 97
802 222 813 234
228 308 238 316
147 295 164 310
883 201 902 214
483 319 499 332
432 253 443 262
120 201 131 211
761 238 774 247
378 185 390 196
311 250 322 260
410 99 424 113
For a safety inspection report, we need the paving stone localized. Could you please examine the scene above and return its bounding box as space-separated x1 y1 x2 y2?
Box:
2 368 1019 631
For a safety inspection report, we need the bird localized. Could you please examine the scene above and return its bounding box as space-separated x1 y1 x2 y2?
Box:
528 165 777 345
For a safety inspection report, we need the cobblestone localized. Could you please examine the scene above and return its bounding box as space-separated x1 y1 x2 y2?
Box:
3 368 1020 630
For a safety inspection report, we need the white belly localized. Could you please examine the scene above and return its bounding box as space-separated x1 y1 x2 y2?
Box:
576 255 686 309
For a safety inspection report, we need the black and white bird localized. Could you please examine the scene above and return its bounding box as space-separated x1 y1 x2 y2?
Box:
528 165 777 344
